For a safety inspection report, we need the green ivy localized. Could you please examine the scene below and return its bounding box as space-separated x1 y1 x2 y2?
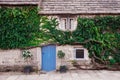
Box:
0 6 41 49
40 16 120 64
0 6 120 64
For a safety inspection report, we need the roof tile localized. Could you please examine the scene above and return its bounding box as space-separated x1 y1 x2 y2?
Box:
0 0 39 5
39 0 120 14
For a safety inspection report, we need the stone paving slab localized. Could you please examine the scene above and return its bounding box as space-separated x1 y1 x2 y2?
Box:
0 70 120 80
6 75 19 80
0 76 9 80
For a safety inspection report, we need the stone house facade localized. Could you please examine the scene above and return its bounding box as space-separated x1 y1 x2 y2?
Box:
0 0 120 72
38 0 120 71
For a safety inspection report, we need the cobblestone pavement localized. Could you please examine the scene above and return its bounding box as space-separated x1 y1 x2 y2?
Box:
0 70 120 80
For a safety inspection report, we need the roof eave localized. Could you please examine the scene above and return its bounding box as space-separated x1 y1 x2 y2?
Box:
38 12 120 15
0 2 39 6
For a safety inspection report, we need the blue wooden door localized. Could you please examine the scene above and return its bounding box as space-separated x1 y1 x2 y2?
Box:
42 45 56 71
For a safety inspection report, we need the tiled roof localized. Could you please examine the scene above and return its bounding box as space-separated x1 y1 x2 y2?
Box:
0 0 39 5
39 0 120 14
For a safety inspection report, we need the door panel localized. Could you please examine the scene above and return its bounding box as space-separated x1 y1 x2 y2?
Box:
42 45 56 71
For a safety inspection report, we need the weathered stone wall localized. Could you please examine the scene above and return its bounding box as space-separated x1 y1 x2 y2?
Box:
0 45 91 72
46 15 78 31
0 47 41 72
56 45 91 70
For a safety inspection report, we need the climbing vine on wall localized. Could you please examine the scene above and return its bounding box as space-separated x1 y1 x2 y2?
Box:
40 16 120 65
0 6 120 65
0 6 41 49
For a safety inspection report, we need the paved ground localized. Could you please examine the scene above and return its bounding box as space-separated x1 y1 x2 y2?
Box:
0 70 120 80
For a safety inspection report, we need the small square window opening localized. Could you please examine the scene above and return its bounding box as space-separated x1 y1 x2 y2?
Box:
75 49 84 59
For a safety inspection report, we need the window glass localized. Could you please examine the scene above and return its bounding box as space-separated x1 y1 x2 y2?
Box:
76 49 84 58
69 18 74 29
59 17 77 31
60 18 67 30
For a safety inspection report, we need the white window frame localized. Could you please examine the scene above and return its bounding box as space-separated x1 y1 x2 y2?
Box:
69 18 74 30
59 16 77 31
60 18 67 30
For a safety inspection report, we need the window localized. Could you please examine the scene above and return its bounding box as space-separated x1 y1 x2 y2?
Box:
74 48 86 60
59 16 77 31
69 18 74 29
74 47 89 60
76 49 84 58
60 18 67 30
